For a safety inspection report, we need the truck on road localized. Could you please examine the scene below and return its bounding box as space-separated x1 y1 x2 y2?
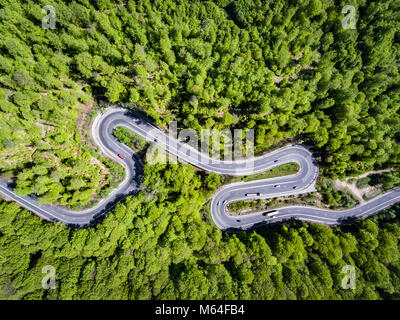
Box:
262 210 279 217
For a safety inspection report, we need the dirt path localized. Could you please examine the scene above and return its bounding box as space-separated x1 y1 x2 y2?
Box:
334 168 394 204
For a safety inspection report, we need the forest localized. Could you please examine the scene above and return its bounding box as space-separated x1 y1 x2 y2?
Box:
1 0 400 207
1 161 400 299
0 0 399 299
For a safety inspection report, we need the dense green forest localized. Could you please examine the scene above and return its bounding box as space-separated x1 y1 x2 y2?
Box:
1 0 400 206
1 161 400 299
0 0 400 300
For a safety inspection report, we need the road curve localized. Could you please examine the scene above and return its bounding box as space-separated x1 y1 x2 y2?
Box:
0 107 399 230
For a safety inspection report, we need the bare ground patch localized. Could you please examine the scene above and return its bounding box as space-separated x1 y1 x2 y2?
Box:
334 168 394 204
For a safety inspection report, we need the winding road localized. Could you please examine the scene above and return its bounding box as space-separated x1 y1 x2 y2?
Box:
1 107 399 230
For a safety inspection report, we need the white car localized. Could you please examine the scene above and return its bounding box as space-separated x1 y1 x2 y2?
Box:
274 185 280 188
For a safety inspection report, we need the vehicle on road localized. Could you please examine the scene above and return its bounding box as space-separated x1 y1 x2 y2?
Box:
236 219 241 222
118 154 124 159
3 108 399 231
262 210 279 217
245 193 260 196
274 185 280 188
274 160 278 163
217 201 221 205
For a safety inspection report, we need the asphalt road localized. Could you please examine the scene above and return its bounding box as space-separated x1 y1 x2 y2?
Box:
0 107 399 230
